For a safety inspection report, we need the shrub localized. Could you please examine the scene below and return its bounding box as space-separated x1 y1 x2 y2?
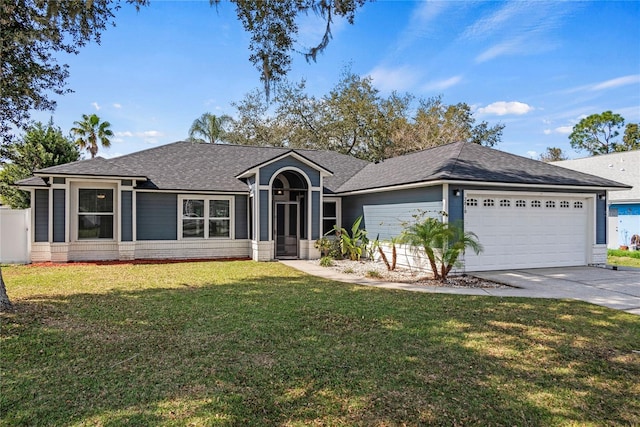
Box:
366 270 382 279
331 215 369 261
319 256 334 267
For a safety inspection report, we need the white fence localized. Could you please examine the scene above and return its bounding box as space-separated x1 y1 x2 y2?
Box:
0 208 30 264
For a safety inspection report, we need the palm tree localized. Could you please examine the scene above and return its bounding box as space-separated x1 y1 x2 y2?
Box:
400 216 482 282
188 113 232 144
70 114 113 158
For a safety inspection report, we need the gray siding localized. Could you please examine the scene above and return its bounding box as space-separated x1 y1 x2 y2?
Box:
342 186 443 232
53 189 65 242
259 157 321 187
34 189 49 242
136 193 177 240
121 191 133 242
311 191 320 240
597 192 606 244
259 190 269 241
235 195 248 239
362 201 442 240
448 187 464 226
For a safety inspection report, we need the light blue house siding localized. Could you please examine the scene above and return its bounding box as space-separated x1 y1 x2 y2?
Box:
136 193 178 240
121 191 133 242
258 157 321 187
259 189 269 241
34 189 48 242
342 186 443 240
612 204 640 247
234 195 249 240
311 191 321 239
52 189 65 243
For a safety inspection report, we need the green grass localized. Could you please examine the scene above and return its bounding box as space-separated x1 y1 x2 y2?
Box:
2 261 639 426
608 249 640 268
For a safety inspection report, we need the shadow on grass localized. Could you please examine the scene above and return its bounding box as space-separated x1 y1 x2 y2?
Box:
2 271 640 426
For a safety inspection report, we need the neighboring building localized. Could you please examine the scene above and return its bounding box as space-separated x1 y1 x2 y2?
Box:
17 141 628 271
554 151 639 249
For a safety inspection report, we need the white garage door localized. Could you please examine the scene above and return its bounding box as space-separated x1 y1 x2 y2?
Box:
463 193 590 271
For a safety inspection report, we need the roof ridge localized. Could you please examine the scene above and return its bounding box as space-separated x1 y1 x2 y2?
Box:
438 141 466 178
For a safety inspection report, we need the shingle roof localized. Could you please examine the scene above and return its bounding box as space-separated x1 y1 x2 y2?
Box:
24 142 369 193
335 141 629 192
35 156 145 179
20 141 627 193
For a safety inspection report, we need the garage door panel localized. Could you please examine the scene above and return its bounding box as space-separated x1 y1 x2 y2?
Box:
463 194 589 271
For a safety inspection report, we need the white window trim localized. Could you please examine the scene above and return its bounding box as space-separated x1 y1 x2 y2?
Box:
178 195 235 240
321 197 341 236
73 183 118 242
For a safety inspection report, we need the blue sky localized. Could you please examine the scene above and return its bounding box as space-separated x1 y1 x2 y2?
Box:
31 0 640 160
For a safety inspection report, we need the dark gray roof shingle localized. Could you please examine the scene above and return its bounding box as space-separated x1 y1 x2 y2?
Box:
336 141 628 192
28 142 369 193
23 141 627 193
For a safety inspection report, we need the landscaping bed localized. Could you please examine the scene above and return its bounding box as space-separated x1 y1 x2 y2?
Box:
313 258 511 288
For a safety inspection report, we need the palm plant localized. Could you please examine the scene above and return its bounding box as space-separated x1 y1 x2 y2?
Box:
331 215 369 261
188 113 232 144
400 217 482 281
70 114 113 158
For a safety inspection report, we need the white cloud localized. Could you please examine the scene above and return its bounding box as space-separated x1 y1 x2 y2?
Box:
421 75 463 92
395 1 449 49
113 103 122 109
563 74 640 95
477 101 534 116
543 129 552 135
590 74 640 91
475 39 522 63
526 151 537 159
141 130 163 138
463 2 529 40
367 65 419 92
554 126 573 134
91 102 101 111
113 130 164 144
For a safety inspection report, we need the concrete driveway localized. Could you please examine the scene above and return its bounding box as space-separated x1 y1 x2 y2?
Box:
473 267 640 315
282 261 640 316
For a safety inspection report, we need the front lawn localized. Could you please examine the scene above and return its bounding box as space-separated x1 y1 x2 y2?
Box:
608 249 640 268
1 261 639 426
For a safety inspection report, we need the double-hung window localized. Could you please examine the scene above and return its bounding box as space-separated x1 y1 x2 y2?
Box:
322 200 338 235
78 189 114 239
180 196 233 239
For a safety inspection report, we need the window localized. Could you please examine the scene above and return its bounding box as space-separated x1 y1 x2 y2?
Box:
560 201 570 208
466 198 478 207
531 200 541 208
483 199 495 207
545 200 556 208
322 201 337 235
574 201 584 209
209 200 230 238
499 199 511 207
181 196 232 239
78 189 114 239
515 200 526 207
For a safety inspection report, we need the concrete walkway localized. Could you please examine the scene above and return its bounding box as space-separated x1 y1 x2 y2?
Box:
280 260 640 316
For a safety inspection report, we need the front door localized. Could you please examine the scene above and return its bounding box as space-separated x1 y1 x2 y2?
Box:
275 202 299 258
